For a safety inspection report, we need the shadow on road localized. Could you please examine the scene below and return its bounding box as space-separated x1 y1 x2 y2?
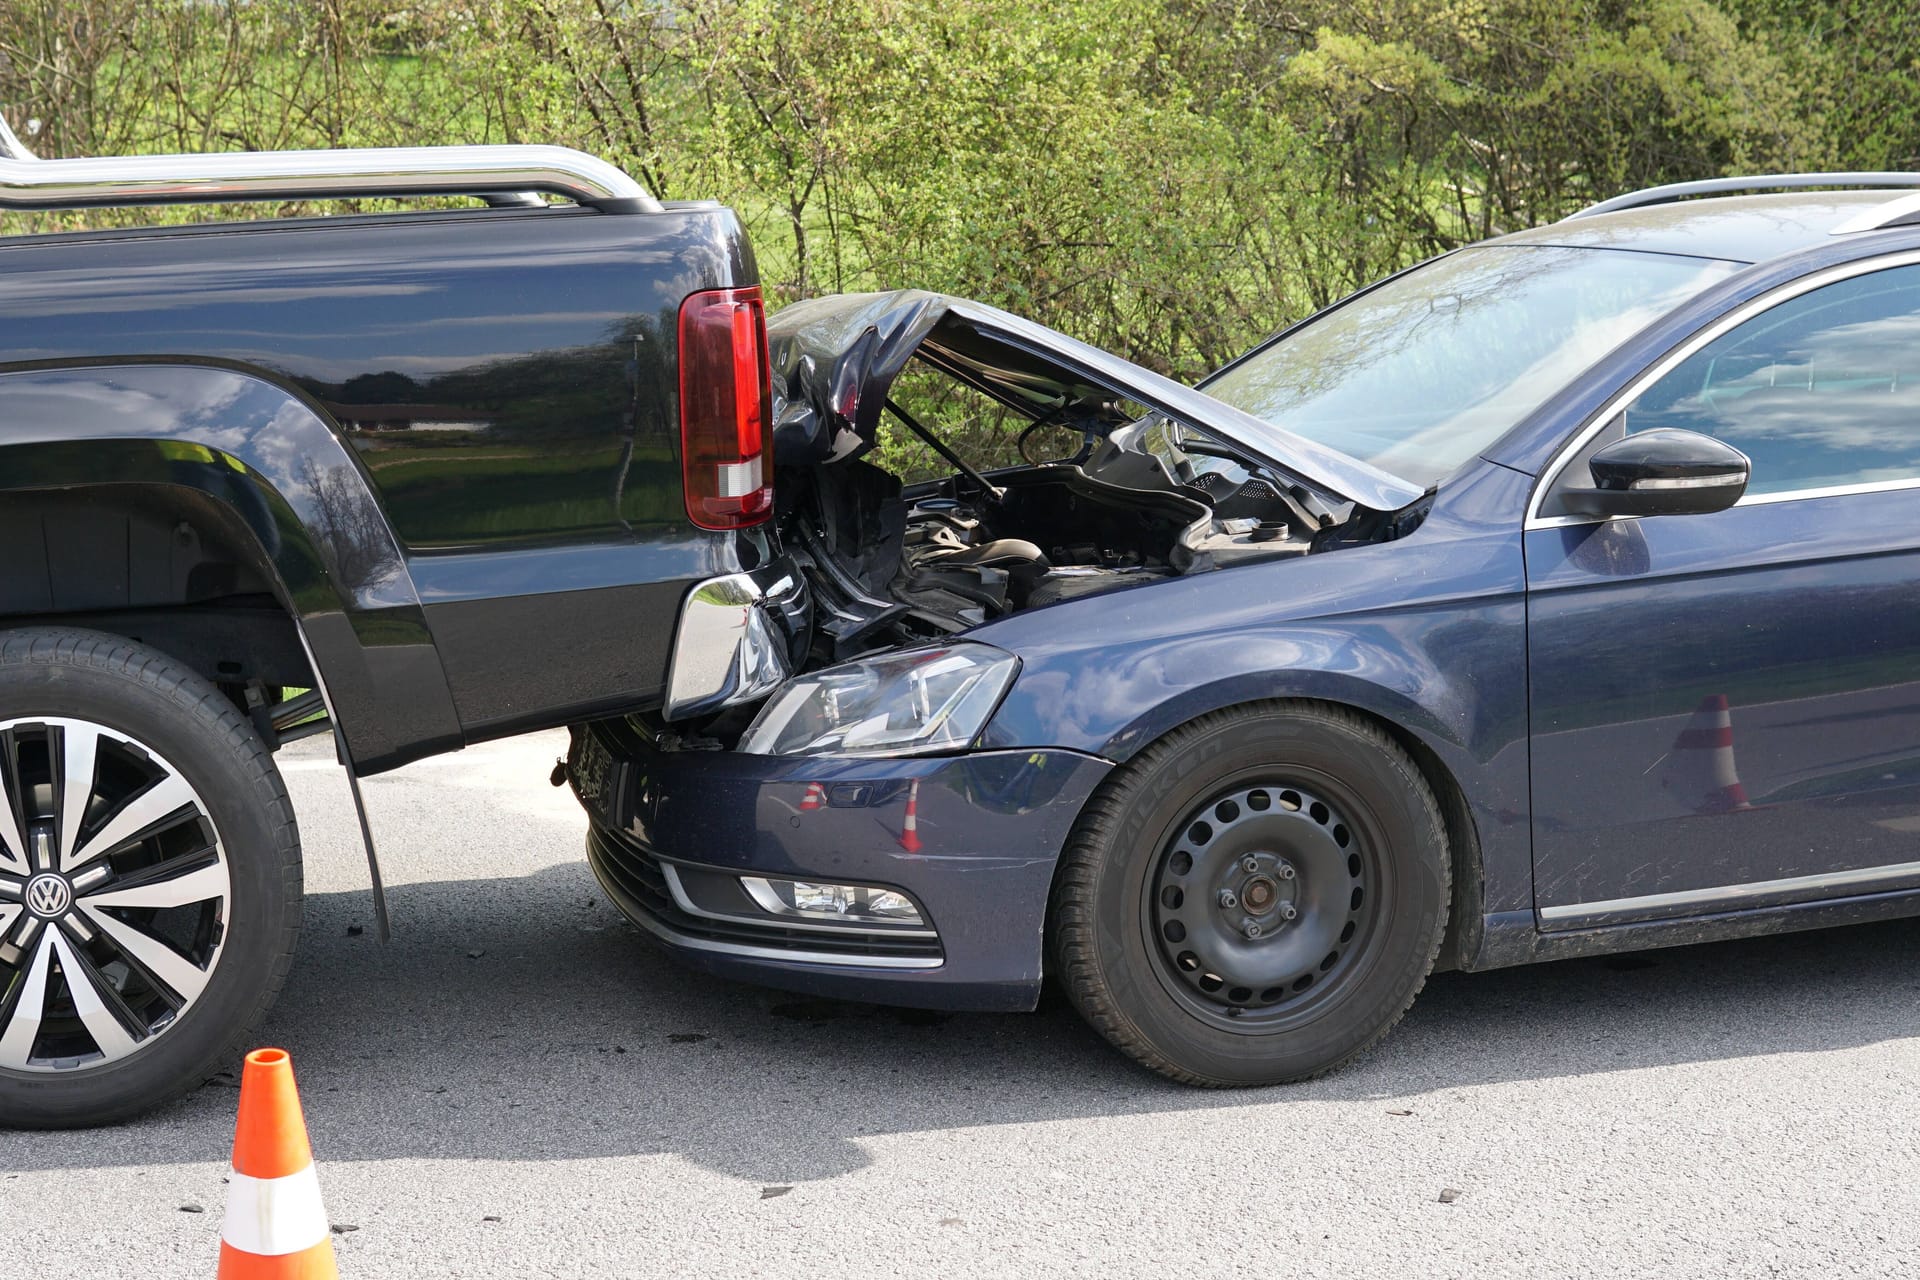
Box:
11 859 1919 1182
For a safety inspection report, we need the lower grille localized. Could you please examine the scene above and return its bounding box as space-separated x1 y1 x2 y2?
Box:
586 825 944 964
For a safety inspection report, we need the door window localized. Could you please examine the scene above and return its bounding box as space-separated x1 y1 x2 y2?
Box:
1624 263 1920 495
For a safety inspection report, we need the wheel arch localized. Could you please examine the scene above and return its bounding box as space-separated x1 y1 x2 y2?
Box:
0 362 461 771
1364 712 1484 973
1 481 314 691
1045 690 1487 973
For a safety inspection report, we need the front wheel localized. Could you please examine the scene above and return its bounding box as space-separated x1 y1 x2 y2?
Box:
1051 702 1450 1086
0 629 302 1127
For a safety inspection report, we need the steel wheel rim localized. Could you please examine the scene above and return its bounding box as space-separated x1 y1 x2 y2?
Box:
1143 776 1385 1032
0 717 231 1072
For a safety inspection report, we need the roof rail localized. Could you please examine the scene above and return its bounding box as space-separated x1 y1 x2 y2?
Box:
0 112 661 214
1564 173 1920 221
1827 192 1920 235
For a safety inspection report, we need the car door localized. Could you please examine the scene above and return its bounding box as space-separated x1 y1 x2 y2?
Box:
1525 256 1920 929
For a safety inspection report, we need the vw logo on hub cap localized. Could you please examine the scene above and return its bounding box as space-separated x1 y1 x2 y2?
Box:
24 873 72 919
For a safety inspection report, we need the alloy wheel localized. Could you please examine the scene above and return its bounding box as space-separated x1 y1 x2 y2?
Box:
0 717 231 1072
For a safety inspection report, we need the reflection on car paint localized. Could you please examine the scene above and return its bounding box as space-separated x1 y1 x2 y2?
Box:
1658 695 1759 816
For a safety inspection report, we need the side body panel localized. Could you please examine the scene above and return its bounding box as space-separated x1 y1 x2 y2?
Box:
0 206 751 547
1472 229 1920 966
1526 493 1920 925
0 205 763 761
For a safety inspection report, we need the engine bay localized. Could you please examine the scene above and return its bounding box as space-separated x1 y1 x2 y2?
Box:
781 440 1336 664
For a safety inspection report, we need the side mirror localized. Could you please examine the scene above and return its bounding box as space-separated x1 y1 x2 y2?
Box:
1560 428 1750 518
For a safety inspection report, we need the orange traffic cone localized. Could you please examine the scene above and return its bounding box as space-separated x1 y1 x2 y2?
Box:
1660 694 1754 815
898 778 922 853
218 1048 338 1279
799 782 825 812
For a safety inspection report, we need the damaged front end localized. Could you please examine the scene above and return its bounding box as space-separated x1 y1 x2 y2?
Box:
572 290 1433 995
764 290 1425 669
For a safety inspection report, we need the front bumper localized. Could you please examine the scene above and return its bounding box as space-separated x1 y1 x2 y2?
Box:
570 719 1112 1011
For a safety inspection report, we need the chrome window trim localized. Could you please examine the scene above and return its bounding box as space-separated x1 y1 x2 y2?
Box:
659 862 938 939
1525 249 1920 530
1729 476 1920 506
1539 859 1920 928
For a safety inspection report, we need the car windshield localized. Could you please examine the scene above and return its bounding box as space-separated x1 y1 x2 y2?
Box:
1198 245 1742 489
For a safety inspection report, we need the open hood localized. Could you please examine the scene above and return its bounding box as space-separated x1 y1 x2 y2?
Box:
766 289 1424 513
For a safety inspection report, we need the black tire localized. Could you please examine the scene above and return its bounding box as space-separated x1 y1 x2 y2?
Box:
1051 701 1449 1087
0 628 302 1128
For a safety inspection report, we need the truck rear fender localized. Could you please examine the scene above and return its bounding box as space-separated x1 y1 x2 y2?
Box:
0 362 462 772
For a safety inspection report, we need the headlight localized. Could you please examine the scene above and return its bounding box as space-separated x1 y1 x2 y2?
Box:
738 642 1019 757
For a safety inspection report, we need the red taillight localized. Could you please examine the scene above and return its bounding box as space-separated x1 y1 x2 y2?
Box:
678 285 773 530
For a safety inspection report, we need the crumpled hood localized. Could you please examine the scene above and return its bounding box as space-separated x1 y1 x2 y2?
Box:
764 289 1424 513
766 290 953 467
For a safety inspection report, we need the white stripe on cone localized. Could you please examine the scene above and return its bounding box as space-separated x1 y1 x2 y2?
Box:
222 1164 331 1257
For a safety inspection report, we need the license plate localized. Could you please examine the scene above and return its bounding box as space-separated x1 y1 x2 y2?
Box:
570 730 624 826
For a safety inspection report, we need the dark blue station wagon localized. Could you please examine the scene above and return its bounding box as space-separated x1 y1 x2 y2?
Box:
571 178 1920 1085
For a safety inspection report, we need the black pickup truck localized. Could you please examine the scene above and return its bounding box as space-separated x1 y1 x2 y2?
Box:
0 128 802 1126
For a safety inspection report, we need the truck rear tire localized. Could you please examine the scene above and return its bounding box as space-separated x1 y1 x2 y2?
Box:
0 628 302 1128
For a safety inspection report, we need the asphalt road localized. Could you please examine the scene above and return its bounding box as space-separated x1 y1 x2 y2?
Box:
5 729 1919 1278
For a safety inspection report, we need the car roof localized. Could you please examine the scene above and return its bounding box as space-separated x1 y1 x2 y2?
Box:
1484 191 1911 265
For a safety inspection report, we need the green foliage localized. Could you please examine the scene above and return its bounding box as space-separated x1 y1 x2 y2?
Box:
0 0 1911 470
1722 0 1920 170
